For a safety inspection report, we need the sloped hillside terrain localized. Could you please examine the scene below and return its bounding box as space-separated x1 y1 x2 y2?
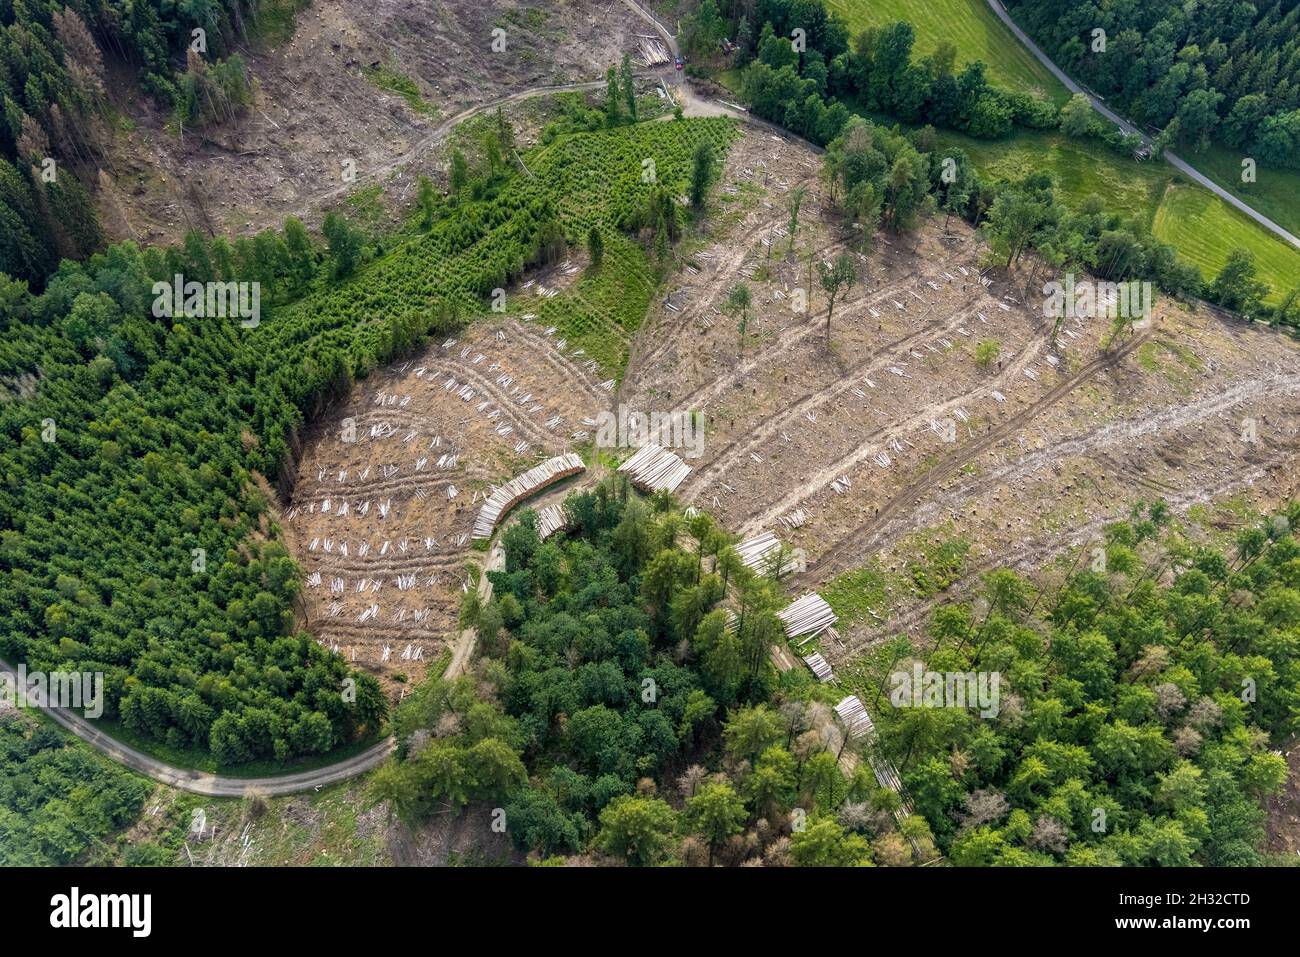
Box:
6 0 1300 873
285 316 611 687
620 129 1300 660
100 0 650 244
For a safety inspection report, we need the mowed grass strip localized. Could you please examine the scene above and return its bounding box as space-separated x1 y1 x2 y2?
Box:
934 127 1169 224
933 129 1300 305
1153 183 1300 307
1186 144 1300 241
826 0 1069 101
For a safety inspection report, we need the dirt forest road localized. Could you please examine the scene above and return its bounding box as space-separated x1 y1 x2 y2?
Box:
0 537 507 795
0 655 395 797
985 0 1300 253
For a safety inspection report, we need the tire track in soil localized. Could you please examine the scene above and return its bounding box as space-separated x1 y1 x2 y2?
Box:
689 300 1005 488
863 370 1300 571
309 625 447 649
506 321 611 398
441 347 587 409
947 370 1300 496
834 452 1291 660
731 314 1060 531
308 549 470 576
791 328 1154 585
624 217 793 379
319 406 474 448
420 362 567 451
389 352 586 438
666 265 953 413
295 473 468 504
332 406 446 433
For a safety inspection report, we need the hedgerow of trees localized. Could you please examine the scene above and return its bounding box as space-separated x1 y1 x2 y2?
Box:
683 0 1300 323
819 114 1207 299
681 0 1059 145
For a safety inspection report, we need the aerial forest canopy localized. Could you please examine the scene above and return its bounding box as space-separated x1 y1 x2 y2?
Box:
378 484 1300 867
0 0 1296 872
686 0 1060 142
0 114 734 765
0 709 150 865
1007 0 1300 161
682 0 1300 323
861 503 1300 866
0 0 258 285
378 481 922 867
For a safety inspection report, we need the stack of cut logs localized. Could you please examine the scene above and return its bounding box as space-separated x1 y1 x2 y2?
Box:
777 592 837 641
536 504 569 540
472 453 584 539
636 35 671 66
618 444 692 493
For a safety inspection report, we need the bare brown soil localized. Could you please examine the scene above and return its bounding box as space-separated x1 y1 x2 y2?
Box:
621 129 1300 663
387 800 522 865
282 118 1300 736
278 122 1300 859
622 126 1300 852
283 314 610 695
97 0 647 244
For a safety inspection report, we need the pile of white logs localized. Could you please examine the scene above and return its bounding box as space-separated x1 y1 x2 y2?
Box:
536 503 569 541
777 592 837 641
780 508 808 530
472 453 584 539
802 652 835 683
833 694 914 814
636 36 670 66
834 695 873 737
735 531 799 576
868 751 910 809
618 444 692 493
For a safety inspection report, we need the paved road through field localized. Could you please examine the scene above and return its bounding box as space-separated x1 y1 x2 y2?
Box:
985 0 1300 252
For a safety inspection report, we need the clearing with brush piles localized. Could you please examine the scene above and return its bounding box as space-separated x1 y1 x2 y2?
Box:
5 0 1300 895
281 119 1300 867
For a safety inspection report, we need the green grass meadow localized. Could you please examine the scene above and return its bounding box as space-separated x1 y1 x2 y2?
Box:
826 0 1069 101
1188 144 1300 240
825 0 1300 304
945 129 1300 304
1152 183 1300 307
935 127 1168 218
